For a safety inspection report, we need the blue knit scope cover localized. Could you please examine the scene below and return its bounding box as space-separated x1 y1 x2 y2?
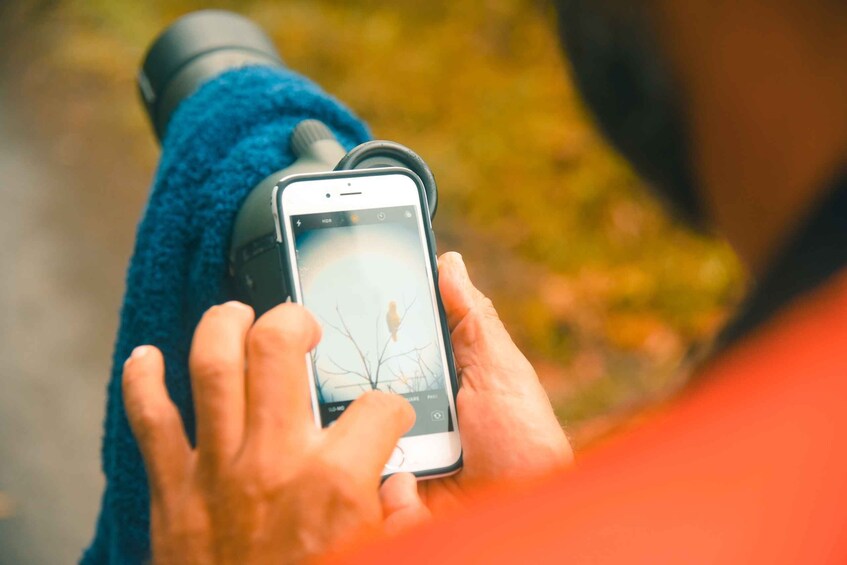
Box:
82 66 371 563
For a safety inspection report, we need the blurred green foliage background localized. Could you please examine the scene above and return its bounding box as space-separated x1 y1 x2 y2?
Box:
8 0 743 444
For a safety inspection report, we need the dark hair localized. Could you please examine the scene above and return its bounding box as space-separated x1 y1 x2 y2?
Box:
549 0 706 225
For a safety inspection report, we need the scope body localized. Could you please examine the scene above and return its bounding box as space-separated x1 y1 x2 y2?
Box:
139 10 439 316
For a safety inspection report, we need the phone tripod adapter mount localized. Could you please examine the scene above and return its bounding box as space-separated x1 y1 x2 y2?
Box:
228 119 439 316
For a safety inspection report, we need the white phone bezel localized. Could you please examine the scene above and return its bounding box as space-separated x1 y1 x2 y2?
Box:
275 171 462 477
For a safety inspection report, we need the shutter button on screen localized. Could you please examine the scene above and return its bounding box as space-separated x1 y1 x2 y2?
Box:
385 446 405 471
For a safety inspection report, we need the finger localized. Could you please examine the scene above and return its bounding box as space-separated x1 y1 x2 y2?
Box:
244 302 322 448
325 391 415 484
123 346 191 498
438 252 536 389
189 301 255 466
380 473 431 535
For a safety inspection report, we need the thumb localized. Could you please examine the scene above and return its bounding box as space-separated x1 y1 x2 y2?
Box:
438 252 494 332
437 252 537 391
380 473 431 535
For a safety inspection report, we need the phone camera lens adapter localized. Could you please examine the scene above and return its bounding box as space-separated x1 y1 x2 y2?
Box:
138 10 284 141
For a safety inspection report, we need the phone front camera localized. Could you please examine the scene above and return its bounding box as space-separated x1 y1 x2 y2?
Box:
325 193 331 198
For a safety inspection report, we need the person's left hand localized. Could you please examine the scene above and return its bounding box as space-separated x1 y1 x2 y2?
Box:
122 301 416 563
379 253 574 531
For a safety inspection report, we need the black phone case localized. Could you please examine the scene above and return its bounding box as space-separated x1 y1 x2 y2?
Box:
272 166 463 479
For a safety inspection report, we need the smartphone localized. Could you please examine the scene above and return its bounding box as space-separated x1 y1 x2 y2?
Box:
272 168 462 479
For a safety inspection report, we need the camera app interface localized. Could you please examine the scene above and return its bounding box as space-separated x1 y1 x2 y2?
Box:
292 205 453 437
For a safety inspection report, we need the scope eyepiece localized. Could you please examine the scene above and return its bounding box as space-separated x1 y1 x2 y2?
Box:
139 9 284 142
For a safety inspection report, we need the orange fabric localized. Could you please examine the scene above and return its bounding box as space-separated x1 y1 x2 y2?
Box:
343 270 847 564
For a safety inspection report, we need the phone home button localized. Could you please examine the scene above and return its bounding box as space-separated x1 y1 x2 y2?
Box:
385 446 405 471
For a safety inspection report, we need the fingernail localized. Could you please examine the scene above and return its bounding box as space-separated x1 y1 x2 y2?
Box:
125 345 150 367
448 253 474 301
224 300 253 313
444 252 468 278
453 253 468 278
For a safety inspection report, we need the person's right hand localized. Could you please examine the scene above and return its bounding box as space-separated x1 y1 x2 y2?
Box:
123 302 415 563
381 252 574 530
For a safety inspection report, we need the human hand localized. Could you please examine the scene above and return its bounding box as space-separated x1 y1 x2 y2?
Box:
122 301 415 564
381 252 573 521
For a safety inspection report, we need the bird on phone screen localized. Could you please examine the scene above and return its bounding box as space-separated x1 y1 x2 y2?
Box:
387 301 401 342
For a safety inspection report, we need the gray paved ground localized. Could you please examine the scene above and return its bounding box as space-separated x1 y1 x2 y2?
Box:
0 76 143 562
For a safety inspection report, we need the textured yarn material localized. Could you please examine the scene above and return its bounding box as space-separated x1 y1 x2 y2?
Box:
81 66 370 563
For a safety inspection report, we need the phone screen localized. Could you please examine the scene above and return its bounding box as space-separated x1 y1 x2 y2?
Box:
291 204 454 437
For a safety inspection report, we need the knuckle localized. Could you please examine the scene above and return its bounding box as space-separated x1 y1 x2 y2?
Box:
477 296 502 323
189 352 240 383
128 400 172 440
463 296 506 339
236 464 279 501
230 449 286 498
128 401 159 431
